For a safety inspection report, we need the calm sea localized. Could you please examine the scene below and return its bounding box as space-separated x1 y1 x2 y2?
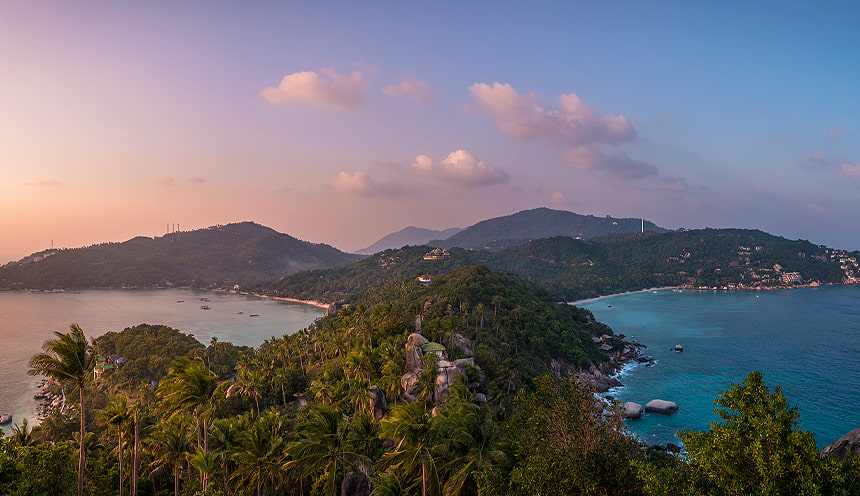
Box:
0 289 325 433
581 285 860 448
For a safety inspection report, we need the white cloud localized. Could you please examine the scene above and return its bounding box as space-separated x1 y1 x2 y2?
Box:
332 171 409 197
567 145 658 180
260 68 368 109
382 76 435 104
410 149 508 187
468 82 635 147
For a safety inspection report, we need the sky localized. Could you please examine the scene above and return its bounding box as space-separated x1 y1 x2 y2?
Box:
2 1 859 263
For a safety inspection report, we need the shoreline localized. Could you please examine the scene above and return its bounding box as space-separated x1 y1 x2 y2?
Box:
568 286 679 306
249 293 331 310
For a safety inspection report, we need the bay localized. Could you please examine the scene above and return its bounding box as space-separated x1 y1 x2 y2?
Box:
0 289 325 433
580 285 860 449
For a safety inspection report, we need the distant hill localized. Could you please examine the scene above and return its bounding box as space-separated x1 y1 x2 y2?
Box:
356 226 463 255
0 222 362 290
431 207 668 250
263 228 858 303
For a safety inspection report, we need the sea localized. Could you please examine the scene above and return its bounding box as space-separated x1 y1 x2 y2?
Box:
580 284 860 449
0 289 325 434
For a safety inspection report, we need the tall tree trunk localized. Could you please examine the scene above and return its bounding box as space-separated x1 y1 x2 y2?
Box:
78 384 85 496
132 410 139 496
118 432 124 496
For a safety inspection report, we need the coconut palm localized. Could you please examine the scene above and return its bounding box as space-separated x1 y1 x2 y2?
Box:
147 415 193 496
378 401 440 496
28 323 94 496
10 417 36 447
285 405 371 496
235 364 267 416
231 418 286 496
99 395 132 496
157 357 217 451
434 398 509 496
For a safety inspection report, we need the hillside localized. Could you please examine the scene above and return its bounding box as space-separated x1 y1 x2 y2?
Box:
431 207 668 250
0 222 362 289
265 228 859 303
356 225 463 255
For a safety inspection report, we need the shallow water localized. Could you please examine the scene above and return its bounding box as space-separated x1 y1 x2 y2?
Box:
0 289 324 433
581 285 860 448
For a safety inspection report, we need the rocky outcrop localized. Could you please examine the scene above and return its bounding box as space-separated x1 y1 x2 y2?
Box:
645 399 679 415
368 385 388 420
400 372 420 402
405 333 428 371
325 301 345 317
623 401 644 419
821 427 860 460
435 357 476 402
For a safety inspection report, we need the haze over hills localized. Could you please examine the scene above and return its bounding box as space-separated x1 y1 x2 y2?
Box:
0 222 362 290
429 207 668 251
355 226 463 255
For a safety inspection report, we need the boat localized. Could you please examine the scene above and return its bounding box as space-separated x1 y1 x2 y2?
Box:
236 311 244 315
201 305 211 310
176 300 184 303
0 414 11 424
249 314 259 317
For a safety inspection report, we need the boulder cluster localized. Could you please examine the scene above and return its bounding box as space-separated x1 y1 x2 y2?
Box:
33 378 64 420
400 332 483 404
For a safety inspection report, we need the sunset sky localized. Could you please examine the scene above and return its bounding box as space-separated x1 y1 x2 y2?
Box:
2 1 859 263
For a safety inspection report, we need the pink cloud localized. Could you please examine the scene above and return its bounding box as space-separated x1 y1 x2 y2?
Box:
382 76 435 104
468 82 635 147
566 145 657 180
260 68 368 109
154 176 175 186
332 171 408 197
839 163 860 181
410 149 509 187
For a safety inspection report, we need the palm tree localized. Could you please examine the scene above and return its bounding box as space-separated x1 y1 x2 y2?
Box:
235 364 267 416
28 323 94 496
157 357 217 451
10 418 36 447
147 415 193 496
285 405 371 496
231 418 286 496
99 395 132 496
378 401 440 496
434 398 509 496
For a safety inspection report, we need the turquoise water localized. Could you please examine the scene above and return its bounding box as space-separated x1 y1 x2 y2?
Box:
0 289 325 433
581 285 860 448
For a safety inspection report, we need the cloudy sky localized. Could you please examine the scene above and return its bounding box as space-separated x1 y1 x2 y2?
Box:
2 1 859 263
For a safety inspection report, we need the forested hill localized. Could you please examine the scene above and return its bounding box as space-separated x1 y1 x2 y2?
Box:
0 222 362 289
265 228 858 303
430 207 668 250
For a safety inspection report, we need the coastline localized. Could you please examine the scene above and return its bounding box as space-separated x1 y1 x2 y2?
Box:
251 293 331 310
569 286 679 306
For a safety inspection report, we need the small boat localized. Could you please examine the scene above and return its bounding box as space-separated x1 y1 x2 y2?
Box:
0 414 12 424
176 300 184 303
201 305 211 310
236 311 244 315
249 314 259 317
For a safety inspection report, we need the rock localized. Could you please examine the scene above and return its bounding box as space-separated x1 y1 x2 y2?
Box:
822 426 860 460
341 471 371 496
645 399 679 415
450 333 473 356
434 357 478 402
405 333 428 371
623 401 644 419
368 385 388 420
400 372 419 402
474 393 488 403
325 301 345 317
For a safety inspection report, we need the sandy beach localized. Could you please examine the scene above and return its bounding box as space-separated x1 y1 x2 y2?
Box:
568 286 679 306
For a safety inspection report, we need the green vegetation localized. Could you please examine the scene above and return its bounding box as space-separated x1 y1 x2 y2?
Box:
0 222 361 290
14 266 860 495
268 229 857 303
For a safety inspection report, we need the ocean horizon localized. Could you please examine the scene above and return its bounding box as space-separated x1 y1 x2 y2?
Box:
581 284 860 449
